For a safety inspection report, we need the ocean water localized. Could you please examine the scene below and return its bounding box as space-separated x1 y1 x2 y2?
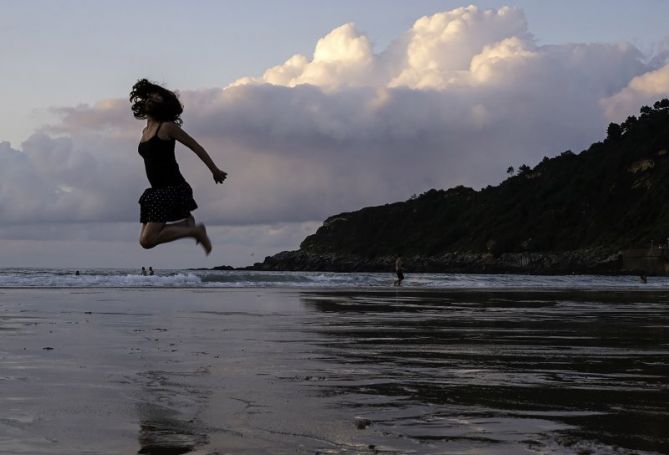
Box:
0 267 664 288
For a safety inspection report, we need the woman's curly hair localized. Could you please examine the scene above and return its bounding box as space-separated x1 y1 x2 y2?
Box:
129 79 183 125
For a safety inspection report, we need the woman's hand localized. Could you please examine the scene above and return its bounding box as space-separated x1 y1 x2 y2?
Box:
212 168 228 184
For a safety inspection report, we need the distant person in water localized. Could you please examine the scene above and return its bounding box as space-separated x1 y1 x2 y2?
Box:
394 255 405 286
149 267 154 276
75 270 80 276
141 266 147 276
130 79 227 255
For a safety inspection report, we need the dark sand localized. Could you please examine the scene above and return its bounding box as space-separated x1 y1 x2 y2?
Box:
0 288 667 454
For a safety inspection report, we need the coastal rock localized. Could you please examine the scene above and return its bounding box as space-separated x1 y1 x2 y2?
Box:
248 248 623 274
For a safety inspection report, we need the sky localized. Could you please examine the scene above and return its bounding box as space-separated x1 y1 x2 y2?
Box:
2 1 669 269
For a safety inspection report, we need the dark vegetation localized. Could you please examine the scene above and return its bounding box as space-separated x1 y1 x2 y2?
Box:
251 100 669 272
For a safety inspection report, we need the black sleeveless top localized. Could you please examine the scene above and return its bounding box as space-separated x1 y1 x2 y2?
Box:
138 123 187 188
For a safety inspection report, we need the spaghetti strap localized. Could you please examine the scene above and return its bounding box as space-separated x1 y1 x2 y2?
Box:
154 122 163 138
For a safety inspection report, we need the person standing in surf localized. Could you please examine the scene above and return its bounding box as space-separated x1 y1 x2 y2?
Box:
394 255 405 286
130 79 227 255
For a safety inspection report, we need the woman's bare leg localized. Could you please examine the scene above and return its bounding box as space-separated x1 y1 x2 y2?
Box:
167 216 200 244
167 215 195 228
140 222 212 254
165 216 197 243
139 223 148 240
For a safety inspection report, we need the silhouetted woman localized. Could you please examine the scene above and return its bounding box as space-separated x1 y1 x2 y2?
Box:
130 79 227 255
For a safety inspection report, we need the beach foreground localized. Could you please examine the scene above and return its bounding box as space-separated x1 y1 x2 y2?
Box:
0 288 667 454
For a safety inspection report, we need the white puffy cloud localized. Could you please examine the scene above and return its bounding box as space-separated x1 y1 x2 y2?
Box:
0 4 666 240
232 6 532 91
232 23 376 90
468 37 537 85
390 5 530 89
601 62 669 121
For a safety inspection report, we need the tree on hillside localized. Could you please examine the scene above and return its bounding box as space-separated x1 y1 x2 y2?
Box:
607 122 622 141
654 99 669 109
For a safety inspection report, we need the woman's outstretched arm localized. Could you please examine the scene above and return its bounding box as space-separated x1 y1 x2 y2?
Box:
164 122 227 183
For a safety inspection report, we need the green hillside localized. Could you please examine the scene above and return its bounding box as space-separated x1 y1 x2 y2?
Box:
250 100 669 273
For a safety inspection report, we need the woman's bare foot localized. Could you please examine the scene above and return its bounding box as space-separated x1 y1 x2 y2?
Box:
186 216 200 245
194 224 212 255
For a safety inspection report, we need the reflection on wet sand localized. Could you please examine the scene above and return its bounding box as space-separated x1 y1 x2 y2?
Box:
135 370 209 455
299 290 669 454
1 288 666 454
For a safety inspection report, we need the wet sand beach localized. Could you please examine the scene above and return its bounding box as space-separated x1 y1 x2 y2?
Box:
0 288 667 454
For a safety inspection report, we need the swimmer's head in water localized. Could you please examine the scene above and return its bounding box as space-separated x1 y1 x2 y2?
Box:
130 78 183 125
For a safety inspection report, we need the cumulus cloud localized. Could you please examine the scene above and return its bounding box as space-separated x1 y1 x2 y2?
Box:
390 6 530 89
601 62 669 121
243 23 377 89
10 133 143 223
0 141 56 222
1 4 667 239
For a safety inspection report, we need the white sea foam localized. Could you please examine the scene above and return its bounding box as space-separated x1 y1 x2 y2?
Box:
0 268 665 289
0 269 202 288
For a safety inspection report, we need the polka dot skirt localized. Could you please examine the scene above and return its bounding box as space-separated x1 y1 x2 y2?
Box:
139 182 198 223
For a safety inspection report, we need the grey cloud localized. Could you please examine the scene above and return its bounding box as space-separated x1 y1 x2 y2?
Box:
1 6 666 230
0 221 320 268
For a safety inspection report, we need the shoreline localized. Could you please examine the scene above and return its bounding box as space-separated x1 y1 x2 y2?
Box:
0 285 665 292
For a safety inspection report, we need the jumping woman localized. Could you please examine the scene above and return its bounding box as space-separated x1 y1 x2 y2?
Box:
130 79 227 255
